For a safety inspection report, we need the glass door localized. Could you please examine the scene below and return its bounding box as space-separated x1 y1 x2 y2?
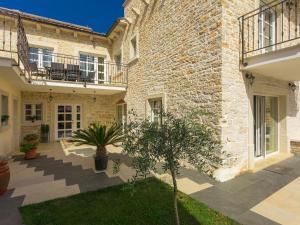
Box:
254 96 279 158
56 104 82 140
259 2 275 51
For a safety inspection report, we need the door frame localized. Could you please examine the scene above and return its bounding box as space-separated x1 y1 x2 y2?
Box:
253 94 280 161
54 103 82 140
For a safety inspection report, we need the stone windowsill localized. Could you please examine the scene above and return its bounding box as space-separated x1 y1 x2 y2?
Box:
128 56 139 64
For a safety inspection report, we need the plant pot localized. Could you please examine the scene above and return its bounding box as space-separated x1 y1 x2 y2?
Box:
0 161 10 196
40 133 49 143
24 149 37 160
94 155 108 171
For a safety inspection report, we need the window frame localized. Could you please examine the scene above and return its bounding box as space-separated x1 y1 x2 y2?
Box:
79 53 107 83
149 98 163 125
29 46 54 69
23 102 43 123
129 34 139 61
0 91 9 128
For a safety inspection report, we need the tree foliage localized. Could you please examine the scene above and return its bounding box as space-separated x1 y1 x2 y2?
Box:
122 110 223 225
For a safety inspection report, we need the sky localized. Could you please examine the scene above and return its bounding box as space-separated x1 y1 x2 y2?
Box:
0 0 124 34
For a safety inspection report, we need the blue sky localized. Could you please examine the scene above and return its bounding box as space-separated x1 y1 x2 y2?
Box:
0 0 124 34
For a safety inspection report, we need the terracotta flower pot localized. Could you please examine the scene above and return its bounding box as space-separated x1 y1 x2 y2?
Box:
0 161 10 196
24 148 37 160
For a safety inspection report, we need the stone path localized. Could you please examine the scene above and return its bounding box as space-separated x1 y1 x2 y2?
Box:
0 142 135 225
156 156 300 225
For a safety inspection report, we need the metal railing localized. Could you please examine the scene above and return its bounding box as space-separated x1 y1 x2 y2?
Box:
0 10 128 87
28 53 128 86
240 0 300 65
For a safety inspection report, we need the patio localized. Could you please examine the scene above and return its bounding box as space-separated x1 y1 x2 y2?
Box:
0 142 300 225
0 142 135 225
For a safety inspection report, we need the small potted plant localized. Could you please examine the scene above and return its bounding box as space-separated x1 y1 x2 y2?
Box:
40 124 50 143
20 142 38 160
0 156 10 196
24 134 39 144
1 115 9 126
30 115 38 123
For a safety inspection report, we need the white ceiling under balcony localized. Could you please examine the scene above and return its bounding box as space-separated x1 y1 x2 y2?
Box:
242 45 300 81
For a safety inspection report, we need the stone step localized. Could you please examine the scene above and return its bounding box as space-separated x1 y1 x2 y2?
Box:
11 179 80 206
8 174 55 189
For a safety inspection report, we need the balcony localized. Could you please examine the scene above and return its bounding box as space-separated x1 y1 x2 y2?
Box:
240 0 300 81
0 9 128 94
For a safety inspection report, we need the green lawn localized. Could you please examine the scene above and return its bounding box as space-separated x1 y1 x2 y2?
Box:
20 178 239 225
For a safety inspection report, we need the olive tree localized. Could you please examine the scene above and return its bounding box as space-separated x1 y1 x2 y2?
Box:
122 110 223 225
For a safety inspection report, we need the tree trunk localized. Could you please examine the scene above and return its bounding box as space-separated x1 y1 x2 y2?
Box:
96 146 107 158
171 168 180 225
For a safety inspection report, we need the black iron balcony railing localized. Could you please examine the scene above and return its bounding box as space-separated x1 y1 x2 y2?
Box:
28 53 128 86
239 0 300 65
0 9 128 87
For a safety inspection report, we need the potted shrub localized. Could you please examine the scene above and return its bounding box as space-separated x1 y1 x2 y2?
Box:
24 134 39 144
20 142 38 160
1 115 9 126
0 156 10 196
21 134 39 160
71 123 123 171
40 124 50 143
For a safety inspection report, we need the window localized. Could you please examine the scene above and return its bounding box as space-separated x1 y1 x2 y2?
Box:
24 103 43 122
98 57 105 82
1 94 9 126
29 47 53 68
80 54 95 78
149 98 162 125
116 103 127 127
115 54 122 71
130 36 138 59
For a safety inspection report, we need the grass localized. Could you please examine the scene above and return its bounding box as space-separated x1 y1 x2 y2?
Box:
20 177 239 225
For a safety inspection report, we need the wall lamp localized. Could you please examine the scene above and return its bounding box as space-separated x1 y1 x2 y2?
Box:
289 82 297 92
245 73 255 86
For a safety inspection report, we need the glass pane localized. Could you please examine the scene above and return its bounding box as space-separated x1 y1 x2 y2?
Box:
66 122 72 129
65 130 72 137
25 104 32 110
25 116 32 121
58 106 64 113
77 114 80 121
25 110 32 115
58 122 64 129
35 104 42 110
265 97 278 154
58 114 64 121
77 106 80 113
65 106 72 113
77 122 81 129
65 114 72 121
58 131 64 138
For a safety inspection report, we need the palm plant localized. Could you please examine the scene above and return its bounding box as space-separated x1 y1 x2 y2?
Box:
71 123 123 168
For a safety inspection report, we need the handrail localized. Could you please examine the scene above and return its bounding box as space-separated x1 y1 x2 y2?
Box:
239 0 300 65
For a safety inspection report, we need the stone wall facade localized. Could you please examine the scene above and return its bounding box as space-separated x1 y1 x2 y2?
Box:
122 0 223 127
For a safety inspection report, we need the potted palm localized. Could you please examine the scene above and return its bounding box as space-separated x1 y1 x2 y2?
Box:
0 156 10 196
71 123 123 171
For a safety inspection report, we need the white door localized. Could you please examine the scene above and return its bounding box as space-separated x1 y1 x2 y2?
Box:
56 104 82 140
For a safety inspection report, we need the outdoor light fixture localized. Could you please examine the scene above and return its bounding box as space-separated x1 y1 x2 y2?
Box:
245 73 255 86
48 89 53 102
289 82 297 92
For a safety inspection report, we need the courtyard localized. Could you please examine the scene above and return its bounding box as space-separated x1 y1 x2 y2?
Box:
0 142 299 225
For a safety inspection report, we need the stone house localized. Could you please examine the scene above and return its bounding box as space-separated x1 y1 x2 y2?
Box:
0 0 300 181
